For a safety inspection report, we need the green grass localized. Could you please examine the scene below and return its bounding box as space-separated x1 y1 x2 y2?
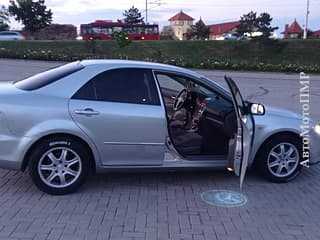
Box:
0 39 320 72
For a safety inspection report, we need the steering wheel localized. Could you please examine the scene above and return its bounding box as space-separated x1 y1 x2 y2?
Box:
173 88 188 111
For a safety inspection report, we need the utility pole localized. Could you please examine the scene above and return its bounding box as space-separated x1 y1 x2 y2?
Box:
145 0 148 24
303 0 310 39
145 0 162 24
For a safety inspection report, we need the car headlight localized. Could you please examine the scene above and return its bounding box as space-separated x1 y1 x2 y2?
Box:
314 124 320 135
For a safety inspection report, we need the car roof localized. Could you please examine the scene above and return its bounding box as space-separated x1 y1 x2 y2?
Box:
0 31 20 34
80 59 201 78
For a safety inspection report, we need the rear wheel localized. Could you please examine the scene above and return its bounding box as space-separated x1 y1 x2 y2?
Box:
257 135 302 182
29 136 90 195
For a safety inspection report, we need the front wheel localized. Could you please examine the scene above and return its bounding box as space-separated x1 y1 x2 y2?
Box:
256 135 302 182
29 137 90 195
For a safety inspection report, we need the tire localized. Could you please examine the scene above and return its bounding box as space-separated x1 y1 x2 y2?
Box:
256 134 302 183
29 136 90 195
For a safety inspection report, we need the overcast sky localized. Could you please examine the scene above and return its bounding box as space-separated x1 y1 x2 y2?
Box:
1 0 320 36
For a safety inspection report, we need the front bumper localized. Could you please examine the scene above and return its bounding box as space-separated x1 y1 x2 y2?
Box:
308 129 320 166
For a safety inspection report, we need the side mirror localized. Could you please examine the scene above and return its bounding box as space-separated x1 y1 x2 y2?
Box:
250 103 265 115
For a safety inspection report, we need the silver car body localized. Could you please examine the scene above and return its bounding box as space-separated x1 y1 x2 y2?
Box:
0 31 25 41
0 60 319 174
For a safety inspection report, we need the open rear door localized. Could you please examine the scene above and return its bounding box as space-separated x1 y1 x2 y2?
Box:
225 76 254 190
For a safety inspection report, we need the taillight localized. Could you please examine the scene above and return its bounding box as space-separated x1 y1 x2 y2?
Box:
20 35 25 40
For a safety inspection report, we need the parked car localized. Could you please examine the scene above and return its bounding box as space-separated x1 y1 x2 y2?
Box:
223 33 238 40
0 31 25 41
222 33 247 41
0 60 319 194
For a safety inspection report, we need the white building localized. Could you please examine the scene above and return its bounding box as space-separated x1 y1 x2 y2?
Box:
168 10 194 40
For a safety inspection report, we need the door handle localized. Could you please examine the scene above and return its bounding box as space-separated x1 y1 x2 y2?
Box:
74 108 100 116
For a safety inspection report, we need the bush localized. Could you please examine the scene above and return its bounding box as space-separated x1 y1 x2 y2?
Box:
0 40 319 72
24 24 77 40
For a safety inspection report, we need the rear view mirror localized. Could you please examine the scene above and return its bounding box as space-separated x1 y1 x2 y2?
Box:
250 103 265 115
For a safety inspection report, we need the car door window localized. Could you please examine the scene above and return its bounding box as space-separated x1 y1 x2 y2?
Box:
72 68 160 105
72 79 96 100
156 74 185 92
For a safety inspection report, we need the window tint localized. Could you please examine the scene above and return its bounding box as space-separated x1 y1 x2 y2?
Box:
14 62 84 90
72 68 160 105
0 32 18 36
72 80 96 101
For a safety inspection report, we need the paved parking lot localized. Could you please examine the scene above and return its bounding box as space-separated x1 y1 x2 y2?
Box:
0 59 320 240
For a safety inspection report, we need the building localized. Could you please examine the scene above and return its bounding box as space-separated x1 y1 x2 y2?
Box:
282 19 303 39
313 30 320 38
168 10 194 40
208 21 240 40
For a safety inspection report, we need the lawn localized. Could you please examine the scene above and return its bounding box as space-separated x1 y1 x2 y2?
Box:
0 39 320 72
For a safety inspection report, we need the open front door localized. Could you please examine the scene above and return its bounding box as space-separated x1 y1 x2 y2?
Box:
225 76 254 190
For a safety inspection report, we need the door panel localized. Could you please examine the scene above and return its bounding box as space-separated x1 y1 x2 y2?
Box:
69 100 166 166
225 76 254 189
69 67 166 166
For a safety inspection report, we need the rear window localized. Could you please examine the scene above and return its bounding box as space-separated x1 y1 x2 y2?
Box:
14 62 84 90
0 32 18 35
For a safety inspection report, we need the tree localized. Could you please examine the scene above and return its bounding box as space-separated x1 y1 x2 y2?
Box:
256 13 279 38
113 31 131 48
0 5 10 31
123 6 144 24
160 26 176 40
236 11 257 37
236 11 278 39
186 19 210 40
26 24 77 40
9 0 52 32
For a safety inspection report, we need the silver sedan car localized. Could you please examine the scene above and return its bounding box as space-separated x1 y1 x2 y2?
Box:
0 31 25 40
0 60 319 194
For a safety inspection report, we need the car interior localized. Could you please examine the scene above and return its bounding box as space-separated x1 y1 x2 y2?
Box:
155 72 237 160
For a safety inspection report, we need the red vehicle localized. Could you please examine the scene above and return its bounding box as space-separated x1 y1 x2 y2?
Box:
80 20 160 40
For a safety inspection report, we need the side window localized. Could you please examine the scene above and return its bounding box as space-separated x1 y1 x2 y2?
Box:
156 73 185 92
72 80 96 101
72 68 160 105
155 72 233 114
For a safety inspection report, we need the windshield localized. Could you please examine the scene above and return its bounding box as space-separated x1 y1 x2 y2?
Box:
200 76 232 97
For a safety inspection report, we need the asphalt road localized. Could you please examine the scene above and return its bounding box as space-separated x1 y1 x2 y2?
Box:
0 59 320 240
1 59 319 122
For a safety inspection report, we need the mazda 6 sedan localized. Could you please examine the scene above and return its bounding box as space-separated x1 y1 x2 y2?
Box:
0 60 319 194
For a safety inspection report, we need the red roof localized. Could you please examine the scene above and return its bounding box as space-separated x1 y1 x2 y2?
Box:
284 20 303 34
313 30 320 38
169 11 194 21
208 21 240 35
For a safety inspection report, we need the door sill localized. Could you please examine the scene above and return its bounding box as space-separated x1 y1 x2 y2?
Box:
184 155 227 161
